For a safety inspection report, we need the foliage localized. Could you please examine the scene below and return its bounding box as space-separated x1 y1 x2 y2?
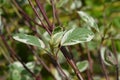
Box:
0 0 120 80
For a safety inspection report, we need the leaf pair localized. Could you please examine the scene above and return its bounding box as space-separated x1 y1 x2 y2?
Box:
13 27 94 49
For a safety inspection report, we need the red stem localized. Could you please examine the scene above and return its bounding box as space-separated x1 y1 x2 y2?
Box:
85 43 93 80
111 39 119 80
60 47 84 80
35 0 53 31
28 0 51 35
50 0 55 28
12 0 43 28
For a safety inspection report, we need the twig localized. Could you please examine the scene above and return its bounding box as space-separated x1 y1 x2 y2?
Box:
28 46 57 80
60 47 84 80
50 0 55 28
50 0 61 25
86 70 92 80
35 0 53 31
85 43 93 80
45 50 69 80
111 39 119 80
12 0 43 28
28 46 51 72
28 0 51 35
57 61 69 80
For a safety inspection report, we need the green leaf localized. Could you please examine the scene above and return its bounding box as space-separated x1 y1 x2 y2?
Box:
11 70 21 80
105 49 116 66
76 60 89 72
61 27 94 46
13 33 45 48
9 61 35 80
9 62 23 72
101 47 110 66
100 47 117 66
9 62 24 80
77 11 99 32
26 62 35 71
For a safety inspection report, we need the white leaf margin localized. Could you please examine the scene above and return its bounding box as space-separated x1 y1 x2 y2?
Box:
13 34 45 49
61 28 94 46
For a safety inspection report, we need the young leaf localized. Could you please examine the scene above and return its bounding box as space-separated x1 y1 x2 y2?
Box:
50 31 64 47
77 11 99 32
61 27 94 46
76 60 89 72
13 33 45 48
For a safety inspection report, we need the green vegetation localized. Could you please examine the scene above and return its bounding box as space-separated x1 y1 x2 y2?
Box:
0 0 120 80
